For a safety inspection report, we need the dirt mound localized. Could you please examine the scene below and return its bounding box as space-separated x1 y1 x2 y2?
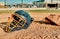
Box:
0 13 60 39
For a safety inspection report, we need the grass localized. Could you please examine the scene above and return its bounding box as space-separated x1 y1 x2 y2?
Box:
0 10 15 14
27 10 60 13
0 10 60 14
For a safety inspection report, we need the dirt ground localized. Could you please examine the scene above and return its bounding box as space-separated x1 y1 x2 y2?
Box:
0 13 60 39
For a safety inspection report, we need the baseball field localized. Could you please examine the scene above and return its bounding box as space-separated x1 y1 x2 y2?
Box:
0 10 60 39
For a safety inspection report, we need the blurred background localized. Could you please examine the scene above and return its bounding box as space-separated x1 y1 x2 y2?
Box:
0 0 60 9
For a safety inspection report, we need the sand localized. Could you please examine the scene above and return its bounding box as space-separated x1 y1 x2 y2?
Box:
0 13 60 39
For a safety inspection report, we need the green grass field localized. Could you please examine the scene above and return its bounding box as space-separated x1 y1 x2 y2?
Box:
27 10 60 13
0 10 15 14
0 10 60 14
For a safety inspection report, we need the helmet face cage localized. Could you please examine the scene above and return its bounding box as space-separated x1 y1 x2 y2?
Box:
4 14 27 32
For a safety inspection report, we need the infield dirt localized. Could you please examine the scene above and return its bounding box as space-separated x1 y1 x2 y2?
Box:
0 13 60 39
